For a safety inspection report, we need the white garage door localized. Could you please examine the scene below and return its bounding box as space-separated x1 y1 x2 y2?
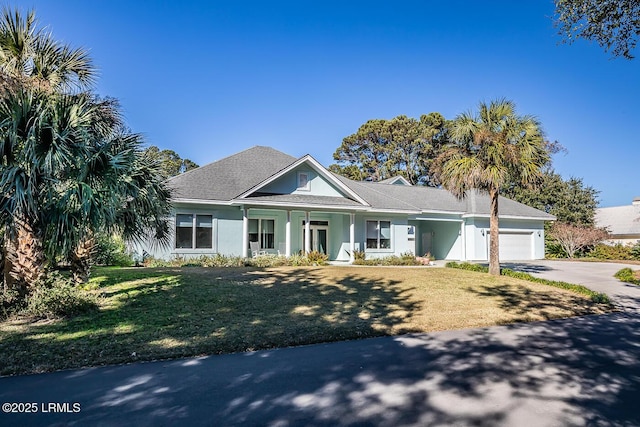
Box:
498 232 533 260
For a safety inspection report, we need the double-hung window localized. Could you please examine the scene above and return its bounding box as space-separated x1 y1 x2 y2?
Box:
175 214 213 249
366 220 391 249
248 219 275 249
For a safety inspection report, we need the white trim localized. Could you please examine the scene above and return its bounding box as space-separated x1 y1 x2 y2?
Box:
462 213 556 221
248 216 277 251
382 176 412 186
174 212 216 251
285 210 291 257
412 217 463 223
173 198 233 206
236 155 370 206
231 199 369 211
349 213 355 262
417 209 466 215
364 219 393 251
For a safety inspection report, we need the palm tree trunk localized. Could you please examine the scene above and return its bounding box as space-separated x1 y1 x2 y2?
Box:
70 236 96 285
488 187 500 276
6 216 46 294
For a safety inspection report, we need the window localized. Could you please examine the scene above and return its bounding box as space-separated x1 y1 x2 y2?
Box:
175 214 213 249
249 219 275 249
407 225 416 240
366 220 391 249
297 172 310 190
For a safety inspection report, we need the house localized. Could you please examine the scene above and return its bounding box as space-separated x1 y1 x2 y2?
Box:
144 146 554 262
595 197 640 245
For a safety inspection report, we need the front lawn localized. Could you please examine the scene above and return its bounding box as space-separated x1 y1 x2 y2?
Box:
0 266 613 376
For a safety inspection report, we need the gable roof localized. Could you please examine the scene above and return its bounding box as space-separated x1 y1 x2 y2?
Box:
238 154 369 206
169 146 554 220
595 202 640 237
379 176 412 186
168 146 296 201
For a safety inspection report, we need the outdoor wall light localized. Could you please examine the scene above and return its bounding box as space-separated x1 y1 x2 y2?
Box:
481 229 485 237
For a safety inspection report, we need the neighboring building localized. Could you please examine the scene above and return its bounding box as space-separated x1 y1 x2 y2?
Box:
142 146 554 262
595 197 640 245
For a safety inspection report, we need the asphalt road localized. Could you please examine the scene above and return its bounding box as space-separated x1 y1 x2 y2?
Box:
1 261 639 427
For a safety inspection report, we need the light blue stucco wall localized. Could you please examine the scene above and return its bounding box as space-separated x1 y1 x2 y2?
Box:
260 166 345 197
141 203 547 262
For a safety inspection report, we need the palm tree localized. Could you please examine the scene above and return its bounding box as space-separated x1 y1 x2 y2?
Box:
0 8 171 291
438 99 549 275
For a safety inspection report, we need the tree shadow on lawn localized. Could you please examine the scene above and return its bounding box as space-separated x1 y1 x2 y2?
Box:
466 282 610 321
3 311 638 426
0 267 422 375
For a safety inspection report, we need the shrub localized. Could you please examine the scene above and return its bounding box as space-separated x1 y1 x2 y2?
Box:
545 242 567 259
354 252 421 266
353 250 366 262
588 243 634 261
94 233 134 267
614 268 640 285
631 242 640 259
0 289 24 320
306 250 329 265
445 261 488 272
25 272 99 319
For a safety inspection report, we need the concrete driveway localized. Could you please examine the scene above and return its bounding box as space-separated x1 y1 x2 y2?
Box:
502 260 640 311
1 261 640 426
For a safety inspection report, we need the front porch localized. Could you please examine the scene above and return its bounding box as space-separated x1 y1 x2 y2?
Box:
241 207 357 262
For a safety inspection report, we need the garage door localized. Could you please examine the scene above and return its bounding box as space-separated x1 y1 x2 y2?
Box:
498 232 533 260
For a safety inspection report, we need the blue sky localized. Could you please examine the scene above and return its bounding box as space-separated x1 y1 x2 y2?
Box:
13 0 640 207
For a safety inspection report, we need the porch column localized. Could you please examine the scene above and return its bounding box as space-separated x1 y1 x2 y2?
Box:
242 207 248 257
304 211 311 254
349 213 355 263
460 220 466 261
285 210 291 257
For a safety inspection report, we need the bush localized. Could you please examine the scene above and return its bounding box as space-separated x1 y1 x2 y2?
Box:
25 272 99 319
0 289 24 320
94 233 134 266
545 242 568 259
354 252 421 266
614 268 640 285
631 242 640 259
446 262 611 304
306 250 329 265
353 250 366 262
587 243 634 261
445 261 488 272
143 252 327 268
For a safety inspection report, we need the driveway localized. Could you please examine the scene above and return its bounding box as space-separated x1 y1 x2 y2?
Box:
1 261 639 426
502 260 640 311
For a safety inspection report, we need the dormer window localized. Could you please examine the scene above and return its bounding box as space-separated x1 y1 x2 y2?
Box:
297 171 310 191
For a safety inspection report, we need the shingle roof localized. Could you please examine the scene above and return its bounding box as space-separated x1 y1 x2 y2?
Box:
168 146 296 200
334 175 554 218
169 146 554 220
595 204 640 236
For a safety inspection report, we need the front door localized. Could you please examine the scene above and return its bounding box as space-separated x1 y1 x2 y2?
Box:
302 221 329 255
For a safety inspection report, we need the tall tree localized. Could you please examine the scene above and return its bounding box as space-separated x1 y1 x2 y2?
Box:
555 0 640 58
437 99 550 275
144 145 199 179
330 113 448 186
0 7 96 292
0 8 170 291
503 170 599 226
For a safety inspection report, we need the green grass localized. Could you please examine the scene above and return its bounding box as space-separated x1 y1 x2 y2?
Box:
0 266 614 376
